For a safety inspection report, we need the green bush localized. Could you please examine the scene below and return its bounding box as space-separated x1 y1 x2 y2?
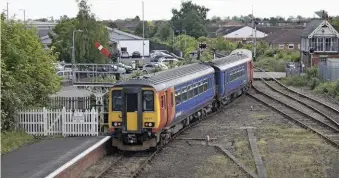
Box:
307 77 320 90
281 76 308 87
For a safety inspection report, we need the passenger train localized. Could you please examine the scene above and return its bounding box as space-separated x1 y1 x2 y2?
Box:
108 49 254 151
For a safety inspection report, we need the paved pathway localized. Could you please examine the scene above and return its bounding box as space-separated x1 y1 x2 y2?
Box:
1 137 104 178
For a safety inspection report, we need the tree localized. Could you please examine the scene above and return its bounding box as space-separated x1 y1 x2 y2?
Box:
171 1 209 38
1 14 61 130
134 21 157 38
329 16 339 31
154 21 173 41
50 0 109 63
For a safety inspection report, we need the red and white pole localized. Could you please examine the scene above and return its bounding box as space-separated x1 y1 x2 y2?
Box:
94 41 112 58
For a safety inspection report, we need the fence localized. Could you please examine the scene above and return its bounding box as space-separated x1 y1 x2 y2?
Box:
44 96 103 110
17 107 99 136
318 62 339 82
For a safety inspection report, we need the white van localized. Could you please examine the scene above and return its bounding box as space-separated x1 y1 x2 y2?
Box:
56 70 74 81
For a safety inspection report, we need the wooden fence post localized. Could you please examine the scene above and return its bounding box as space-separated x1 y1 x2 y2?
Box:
91 107 97 136
62 107 66 137
43 107 48 136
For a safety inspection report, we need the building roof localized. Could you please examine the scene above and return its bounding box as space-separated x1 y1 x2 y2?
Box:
263 28 303 44
300 19 323 37
106 27 144 41
217 26 244 35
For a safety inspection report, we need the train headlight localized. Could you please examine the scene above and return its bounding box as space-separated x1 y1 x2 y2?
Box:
144 122 154 127
112 122 122 127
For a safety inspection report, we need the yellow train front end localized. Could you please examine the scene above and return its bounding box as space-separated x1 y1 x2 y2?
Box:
108 86 162 151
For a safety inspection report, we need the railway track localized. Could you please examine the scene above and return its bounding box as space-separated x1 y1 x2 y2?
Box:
266 76 339 119
248 80 339 148
92 95 246 178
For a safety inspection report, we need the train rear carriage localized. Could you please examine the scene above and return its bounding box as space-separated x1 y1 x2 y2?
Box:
209 49 254 104
108 63 216 151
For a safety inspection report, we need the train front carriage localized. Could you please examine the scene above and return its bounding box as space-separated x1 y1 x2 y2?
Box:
108 63 216 151
109 81 164 151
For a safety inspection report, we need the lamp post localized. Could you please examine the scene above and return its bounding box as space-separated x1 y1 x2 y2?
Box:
142 1 145 64
72 29 83 72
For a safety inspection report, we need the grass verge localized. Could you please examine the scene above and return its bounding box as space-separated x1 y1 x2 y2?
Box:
0 130 49 154
195 155 248 178
257 124 339 178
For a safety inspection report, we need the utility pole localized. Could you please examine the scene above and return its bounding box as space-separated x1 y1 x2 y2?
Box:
142 1 145 64
72 29 83 79
6 2 9 20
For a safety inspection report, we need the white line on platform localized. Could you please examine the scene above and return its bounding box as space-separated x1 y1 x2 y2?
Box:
45 136 111 178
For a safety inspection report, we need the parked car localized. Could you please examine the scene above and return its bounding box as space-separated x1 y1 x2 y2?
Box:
56 69 74 81
142 63 168 74
121 51 129 58
132 51 141 58
117 63 133 74
158 58 179 66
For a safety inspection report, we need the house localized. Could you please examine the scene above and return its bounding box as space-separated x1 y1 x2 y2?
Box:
106 27 150 57
262 28 304 51
300 19 339 67
220 26 268 42
26 21 57 49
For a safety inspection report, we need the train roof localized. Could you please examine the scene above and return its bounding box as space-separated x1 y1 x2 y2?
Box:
210 49 252 71
114 63 214 91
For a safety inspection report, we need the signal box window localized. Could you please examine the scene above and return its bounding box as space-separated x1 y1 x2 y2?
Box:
143 91 154 111
112 90 122 111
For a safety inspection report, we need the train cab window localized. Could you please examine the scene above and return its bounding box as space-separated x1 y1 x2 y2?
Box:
187 86 193 99
175 92 181 105
143 91 154 111
182 88 188 101
112 90 122 111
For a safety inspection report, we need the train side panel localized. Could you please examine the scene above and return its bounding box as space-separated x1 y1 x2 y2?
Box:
166 73 215 127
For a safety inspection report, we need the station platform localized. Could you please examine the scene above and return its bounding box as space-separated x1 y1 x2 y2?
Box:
253 72 286 80
1 136 105 178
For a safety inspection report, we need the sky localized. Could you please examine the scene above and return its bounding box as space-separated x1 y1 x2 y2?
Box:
1 0 339 21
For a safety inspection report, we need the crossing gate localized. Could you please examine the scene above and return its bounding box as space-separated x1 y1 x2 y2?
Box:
17 107 99 136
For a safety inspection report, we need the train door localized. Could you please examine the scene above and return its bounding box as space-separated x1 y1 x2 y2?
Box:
121 89 142 133
160 92 168 126
249 61 254 82
166 89 174 125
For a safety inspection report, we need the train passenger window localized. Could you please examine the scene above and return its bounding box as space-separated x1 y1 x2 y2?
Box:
187 86 193 99
175 93 181 105
112 90 122 111
193 84 199 96
203 80 208 91
199 82 204 93
142 91 154 111
182 88 188 101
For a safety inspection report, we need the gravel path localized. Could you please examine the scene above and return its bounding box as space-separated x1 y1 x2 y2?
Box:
139 95 339 178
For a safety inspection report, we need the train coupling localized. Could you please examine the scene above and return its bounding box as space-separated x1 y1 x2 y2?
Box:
127 134 137 144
